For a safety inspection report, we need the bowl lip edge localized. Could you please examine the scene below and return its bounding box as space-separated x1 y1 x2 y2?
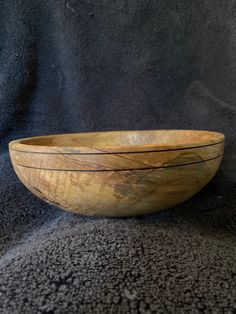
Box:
8 129 225 154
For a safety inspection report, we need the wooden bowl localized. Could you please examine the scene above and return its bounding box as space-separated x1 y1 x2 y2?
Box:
9 130 225 217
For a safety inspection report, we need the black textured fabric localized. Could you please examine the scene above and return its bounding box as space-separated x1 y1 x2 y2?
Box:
1 1 236 313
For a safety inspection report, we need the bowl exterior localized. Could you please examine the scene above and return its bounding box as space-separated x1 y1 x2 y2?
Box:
9 141 224 216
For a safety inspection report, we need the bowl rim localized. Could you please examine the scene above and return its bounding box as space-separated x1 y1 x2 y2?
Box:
9 129 225 154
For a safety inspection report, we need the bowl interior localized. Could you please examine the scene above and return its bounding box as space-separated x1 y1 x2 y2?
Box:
17 130 224 149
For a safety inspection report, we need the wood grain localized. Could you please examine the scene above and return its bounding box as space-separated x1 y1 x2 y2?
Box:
9 130 225 216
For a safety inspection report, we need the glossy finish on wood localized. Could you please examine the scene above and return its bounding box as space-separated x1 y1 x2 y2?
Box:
9 130 225 216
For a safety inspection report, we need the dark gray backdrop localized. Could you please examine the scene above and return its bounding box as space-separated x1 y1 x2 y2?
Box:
0 1 236 313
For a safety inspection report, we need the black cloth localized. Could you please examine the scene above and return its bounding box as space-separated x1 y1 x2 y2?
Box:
0 1 236 313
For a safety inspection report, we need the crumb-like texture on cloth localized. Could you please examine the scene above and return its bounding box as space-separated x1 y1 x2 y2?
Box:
0 1 236 313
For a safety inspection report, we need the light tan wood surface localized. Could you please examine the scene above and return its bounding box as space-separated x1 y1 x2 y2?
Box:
9 130 225 216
